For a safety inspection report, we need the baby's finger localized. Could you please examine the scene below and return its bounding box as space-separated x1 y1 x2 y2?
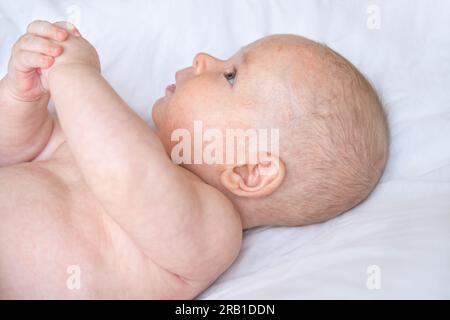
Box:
26 20 68 41
13 50 54 72
53 21 82 37
15 34 63 57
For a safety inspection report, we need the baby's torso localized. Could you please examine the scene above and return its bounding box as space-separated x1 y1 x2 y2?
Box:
0 143 203 299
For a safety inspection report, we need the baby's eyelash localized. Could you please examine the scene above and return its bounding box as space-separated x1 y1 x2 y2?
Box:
224 67 237 85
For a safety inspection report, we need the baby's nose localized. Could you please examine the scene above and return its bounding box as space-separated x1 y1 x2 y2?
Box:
192 52 220 74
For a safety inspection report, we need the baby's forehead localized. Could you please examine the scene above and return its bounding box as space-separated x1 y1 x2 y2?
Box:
232 42 306 101
242 35 309 58
241 35 351 91
238 36 310 76
234 41 303 114
236 36 346 108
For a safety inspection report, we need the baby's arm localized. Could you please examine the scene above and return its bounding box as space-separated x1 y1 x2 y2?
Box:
48 25 242 285
0 21 68 166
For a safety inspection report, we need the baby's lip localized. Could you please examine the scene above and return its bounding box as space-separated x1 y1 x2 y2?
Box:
165 84 176 94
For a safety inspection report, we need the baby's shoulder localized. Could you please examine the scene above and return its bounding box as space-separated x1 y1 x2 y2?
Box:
175 166 243 279
179 166 241 229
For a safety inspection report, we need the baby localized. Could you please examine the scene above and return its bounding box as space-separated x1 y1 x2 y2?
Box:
0 21 388 299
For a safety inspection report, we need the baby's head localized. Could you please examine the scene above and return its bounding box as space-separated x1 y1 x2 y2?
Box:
152 34 389 229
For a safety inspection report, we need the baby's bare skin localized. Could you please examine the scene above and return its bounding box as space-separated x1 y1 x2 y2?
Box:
0 128 240 299
0 21 242 299
0 19 388 299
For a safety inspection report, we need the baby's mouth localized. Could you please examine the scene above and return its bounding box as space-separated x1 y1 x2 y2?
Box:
165 84 176 95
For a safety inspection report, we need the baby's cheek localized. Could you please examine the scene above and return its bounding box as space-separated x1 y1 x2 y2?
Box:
169 97 195 124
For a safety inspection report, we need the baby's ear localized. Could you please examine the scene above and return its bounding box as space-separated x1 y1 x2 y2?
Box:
220 152 285 198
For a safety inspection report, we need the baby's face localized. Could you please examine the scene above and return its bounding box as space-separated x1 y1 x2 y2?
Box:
152 35 299 162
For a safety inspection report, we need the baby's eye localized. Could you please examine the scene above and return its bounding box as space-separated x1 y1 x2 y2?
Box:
224 68 237 85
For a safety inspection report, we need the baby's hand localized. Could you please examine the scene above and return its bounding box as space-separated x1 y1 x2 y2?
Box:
41 22 101 88
5 20 68 102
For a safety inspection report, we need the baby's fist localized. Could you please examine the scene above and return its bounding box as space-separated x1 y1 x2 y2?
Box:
41 22 100 87
6 20 69 102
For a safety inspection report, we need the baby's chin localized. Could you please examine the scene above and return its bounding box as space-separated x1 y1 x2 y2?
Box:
151 97 165 128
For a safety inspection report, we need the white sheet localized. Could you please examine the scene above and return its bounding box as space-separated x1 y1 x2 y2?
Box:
1 0 449 299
